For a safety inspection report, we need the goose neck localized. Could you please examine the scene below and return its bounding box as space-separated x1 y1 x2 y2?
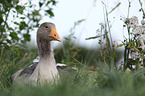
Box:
37 38 53 58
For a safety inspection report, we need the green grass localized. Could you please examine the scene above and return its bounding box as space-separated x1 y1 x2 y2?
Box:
0 0 145 95
1 45 145 96
0 45 38 91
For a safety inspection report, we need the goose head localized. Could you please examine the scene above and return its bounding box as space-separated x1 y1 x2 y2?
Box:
37 22 61 42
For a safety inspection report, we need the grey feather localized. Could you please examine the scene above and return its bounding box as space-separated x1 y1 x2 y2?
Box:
19 62 38 77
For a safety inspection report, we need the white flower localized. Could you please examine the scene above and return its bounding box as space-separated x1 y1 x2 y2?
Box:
141 19 145 26
125 16 139 28
131 26 145 34
131 51 139 60
139 34 145 49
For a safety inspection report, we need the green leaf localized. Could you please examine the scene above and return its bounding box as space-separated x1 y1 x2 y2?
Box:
20 17 25 19
0 16 4 25
19 21 28 30
39 2 43 8
17 31 21 33
23 33 31 42
77 19 85 23
30 5 33 8
32 10 39 15
24 2 28 5
46 1 51 6
52 1 57 5
86 36 101 40
12 10 16 13
45 9 54 17
6 39 11 44
8 27 14 31
115 43 126 48
9 32 19 41
14 22 19 25
108 2 121 14
75 19 85 26
0 25 5 32
16 5 25 14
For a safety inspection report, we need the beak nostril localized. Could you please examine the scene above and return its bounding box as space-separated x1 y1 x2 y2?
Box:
54 34 56 37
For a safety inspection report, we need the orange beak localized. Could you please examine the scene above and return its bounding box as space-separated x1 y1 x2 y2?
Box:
49 29 62 42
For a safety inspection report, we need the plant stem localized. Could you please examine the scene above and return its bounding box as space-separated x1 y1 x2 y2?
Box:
139 0 145 18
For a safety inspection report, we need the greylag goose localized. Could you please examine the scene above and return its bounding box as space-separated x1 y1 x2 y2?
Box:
12 22 61 85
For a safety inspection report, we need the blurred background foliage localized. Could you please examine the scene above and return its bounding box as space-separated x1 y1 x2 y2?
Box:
0 0 56 48
54 19 123 68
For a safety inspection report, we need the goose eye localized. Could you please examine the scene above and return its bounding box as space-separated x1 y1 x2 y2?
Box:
54 34 56 37
45 26 48 28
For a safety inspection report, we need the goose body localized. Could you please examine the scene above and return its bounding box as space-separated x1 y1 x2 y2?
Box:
12 22 61 85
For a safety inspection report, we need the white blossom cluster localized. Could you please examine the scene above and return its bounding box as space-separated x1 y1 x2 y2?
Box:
141 18 145 26
127 16 139 28
130 51 139 60
125 16 145 49
132 26 145 34
124 17 145 65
